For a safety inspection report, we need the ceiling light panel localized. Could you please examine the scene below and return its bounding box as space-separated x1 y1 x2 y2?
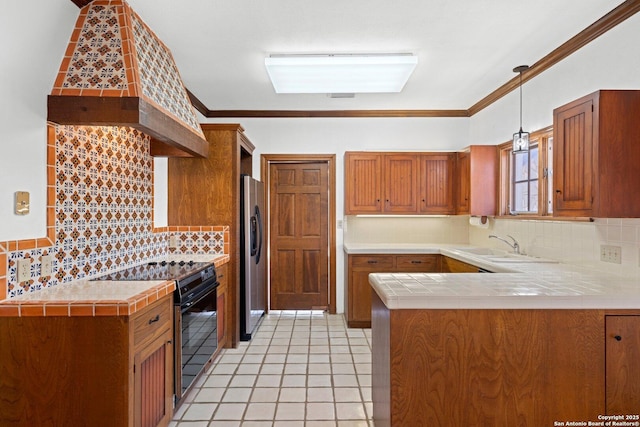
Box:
265 54 418 94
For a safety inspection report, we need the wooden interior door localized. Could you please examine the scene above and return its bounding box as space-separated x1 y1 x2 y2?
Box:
269 162 330 310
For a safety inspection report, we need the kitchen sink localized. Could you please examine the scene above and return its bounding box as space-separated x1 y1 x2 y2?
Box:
455 247 508 256
485 253 559 263
455 248 559 263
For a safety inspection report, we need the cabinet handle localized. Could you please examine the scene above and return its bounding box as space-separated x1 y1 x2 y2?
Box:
411 260 422 264
556 189 562 194
148 314 160 324
614 335 622 341
167 340 172 345
367 260 378 264
218 274 224 279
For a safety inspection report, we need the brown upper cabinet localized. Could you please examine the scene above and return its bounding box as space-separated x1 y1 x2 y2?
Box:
345 151 456 215
419 154 456 214
456 145 498 216
553 90 640 218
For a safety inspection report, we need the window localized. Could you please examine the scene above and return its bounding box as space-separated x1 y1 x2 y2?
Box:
511 145 538 213
498 127 553 217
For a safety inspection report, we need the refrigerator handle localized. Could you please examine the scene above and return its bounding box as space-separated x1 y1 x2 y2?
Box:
255 205 263 264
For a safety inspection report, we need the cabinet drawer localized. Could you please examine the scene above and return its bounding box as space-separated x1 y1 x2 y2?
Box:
132 297 172 346
350 255 394 269
396 255 439 271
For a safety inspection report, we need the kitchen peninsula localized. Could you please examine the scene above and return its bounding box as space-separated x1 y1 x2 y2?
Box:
357 245 640 427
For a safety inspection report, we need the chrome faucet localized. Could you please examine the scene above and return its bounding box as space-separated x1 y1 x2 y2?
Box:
489 234 521 254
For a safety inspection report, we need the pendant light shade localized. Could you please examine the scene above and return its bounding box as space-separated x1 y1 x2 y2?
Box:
512 65 530 153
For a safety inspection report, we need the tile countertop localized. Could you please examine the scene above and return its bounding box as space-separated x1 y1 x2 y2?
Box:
343 243 640 310
0 254 230 317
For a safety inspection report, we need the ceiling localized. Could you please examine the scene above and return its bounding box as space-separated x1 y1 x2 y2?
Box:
117 0 622 114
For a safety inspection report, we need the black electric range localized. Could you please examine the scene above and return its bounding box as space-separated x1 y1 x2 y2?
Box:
93 260 218 305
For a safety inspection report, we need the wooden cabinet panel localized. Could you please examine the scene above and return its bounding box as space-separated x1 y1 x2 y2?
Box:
553 90 640 218
606 315 640 414
456 151 470 214
384 155 418 213
345 152 383 214
169 124 255 347
134 331 173 427
554 97 594 215
420 154 455 214
133 297 172 346
346 254 395 328
0 295 173 427
350 255 395 269
441 256 481 273
456 146 497 216
346 254 442 328
346 152 454 215
373 304 607 426
396 254 440 271
216 263 228 347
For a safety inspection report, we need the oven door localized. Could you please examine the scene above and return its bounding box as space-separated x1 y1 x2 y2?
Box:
174 286 218 403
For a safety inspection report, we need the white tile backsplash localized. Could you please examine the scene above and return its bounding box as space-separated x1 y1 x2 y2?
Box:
469 217 640 276
344 215 640 277
343 216 469 245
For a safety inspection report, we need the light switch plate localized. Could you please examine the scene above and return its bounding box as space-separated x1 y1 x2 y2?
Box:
41 255 53 276
15 191 30 215
17 259 31 282
169 235 177 248
600 245 622 264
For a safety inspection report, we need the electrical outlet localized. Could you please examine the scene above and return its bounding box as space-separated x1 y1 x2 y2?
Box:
169 235 177 248
41 255 53 276
17 259 31 282
600 245 622 264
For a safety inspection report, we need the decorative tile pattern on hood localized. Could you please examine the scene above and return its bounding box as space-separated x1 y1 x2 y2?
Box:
52 2 133 96
51 0 204 138
130 12 202 133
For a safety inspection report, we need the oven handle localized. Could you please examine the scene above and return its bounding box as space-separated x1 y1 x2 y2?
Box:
179 279 219 313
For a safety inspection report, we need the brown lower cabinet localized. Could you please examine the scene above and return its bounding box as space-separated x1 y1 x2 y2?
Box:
0 295 173 427
371 293 640 427
345 254 445 328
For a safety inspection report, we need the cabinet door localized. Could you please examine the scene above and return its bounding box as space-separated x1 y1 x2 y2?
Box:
217 264 228 347
134 331 173 427
384 154 418 213
606 315 640 414
345 153 383 214
347 255 394 328
553 97 594 216
441 256 480 273
456 151 470 214
420 154 455 214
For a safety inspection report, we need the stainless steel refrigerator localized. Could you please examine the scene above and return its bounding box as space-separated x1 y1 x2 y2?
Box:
240 175 266 340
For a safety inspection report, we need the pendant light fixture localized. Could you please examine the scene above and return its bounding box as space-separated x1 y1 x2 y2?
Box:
512 65 530 153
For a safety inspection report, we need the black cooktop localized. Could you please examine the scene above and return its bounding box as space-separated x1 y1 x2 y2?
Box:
94 260 213 282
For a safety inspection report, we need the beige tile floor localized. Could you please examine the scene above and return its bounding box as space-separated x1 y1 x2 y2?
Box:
170 310 374 427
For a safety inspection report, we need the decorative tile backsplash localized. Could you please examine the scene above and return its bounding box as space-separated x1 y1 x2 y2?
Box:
1 125 227 299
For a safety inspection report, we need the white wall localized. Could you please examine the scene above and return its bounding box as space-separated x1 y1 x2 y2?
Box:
469 12 640 145
0 2 78 240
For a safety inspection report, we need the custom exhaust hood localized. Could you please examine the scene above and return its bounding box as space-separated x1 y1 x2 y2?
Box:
48 0 208 158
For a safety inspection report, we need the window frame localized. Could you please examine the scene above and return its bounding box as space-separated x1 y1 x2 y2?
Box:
497 126 553 218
